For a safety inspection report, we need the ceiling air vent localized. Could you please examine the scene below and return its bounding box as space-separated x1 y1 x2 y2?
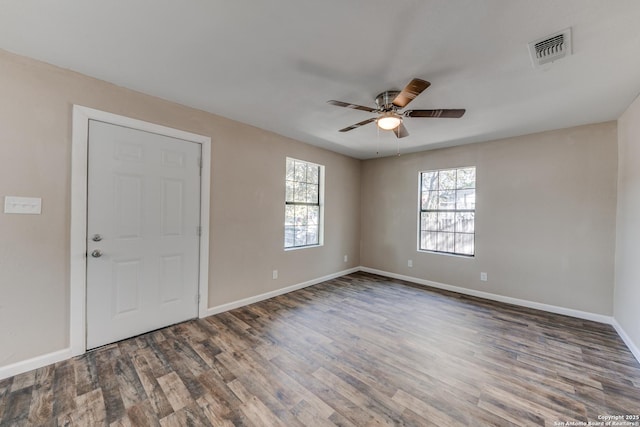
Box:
528 28 572 68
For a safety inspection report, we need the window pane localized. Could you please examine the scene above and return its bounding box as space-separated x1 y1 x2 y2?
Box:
422 172 438 192
439 170 456 190
307 183 319 204
421 212 437 231
294 228 307 247
307 165 319 184
423 191 438 210
438 190 455 210
294 183 307 202
294 205 308 225
294 161 306 181
437 232 455 253
421 231 437 251
419 231 427 250
285 205 295 225
286 158 295 181
420 191 438 210
284 226 295 247
455 212 475 233
439 212 455 232
457 167 475 189
285 180 295 202
455 233 474 255
306 226 319 245
456 189 475 210
308 206 319 225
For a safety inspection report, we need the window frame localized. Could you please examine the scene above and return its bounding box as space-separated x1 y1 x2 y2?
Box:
284 157 325 250
418 166 476 257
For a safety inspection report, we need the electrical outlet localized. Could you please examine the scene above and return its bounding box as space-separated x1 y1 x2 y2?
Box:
272 270 278 280
408 259 413 268
480 272 487 282
344 254 348 263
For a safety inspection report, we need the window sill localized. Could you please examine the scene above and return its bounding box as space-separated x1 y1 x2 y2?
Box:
285 243 323 252
417 249 474 259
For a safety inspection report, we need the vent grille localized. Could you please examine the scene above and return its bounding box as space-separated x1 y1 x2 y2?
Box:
528 28 572 68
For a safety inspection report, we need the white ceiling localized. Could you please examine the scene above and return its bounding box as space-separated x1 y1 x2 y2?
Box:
1 1 640 158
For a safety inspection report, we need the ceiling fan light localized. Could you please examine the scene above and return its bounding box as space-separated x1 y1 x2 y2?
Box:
377 114 401 130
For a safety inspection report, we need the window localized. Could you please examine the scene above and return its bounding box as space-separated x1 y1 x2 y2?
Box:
419 167 476 256
285 157 324 249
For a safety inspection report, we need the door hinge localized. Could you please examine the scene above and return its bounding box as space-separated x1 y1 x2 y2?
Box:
198 157 202 175
196 225 202 236
196 294 200 304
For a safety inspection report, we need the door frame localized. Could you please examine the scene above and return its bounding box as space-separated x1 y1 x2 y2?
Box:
70 105 211 355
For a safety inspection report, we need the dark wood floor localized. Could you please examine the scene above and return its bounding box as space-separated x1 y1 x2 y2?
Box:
1 272 639 426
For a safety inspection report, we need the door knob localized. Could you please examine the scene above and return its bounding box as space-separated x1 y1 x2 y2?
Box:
92 234 103 242
91 249 103 258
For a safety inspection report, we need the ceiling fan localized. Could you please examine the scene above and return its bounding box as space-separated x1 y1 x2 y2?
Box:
328 78 465 138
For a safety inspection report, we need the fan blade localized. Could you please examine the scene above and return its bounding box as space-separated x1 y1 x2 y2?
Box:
404 109 466 118
339 117 376 132
392 78 431 108
393 122 409 138
327 100 377 113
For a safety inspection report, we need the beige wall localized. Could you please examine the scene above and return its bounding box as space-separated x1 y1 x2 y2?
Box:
615 94 640 354
0 50 361 368
0 46 629 373
360 122 618 315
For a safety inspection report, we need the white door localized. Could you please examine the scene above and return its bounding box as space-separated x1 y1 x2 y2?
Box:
86 120 201 349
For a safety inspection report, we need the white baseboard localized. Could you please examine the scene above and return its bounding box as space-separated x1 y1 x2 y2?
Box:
0 348 72 381
611 319 640 364
363 267 639 364
0 267 360 381
360 267 614 325
3 266 636 381
204 267 360 317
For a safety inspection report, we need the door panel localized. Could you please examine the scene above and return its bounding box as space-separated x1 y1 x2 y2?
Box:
160 254 184 303
161 178 184 236
86 120 201 349
115 174 143 239
113 258 142 315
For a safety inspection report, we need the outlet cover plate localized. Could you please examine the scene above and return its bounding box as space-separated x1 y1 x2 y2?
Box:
4 196 42 214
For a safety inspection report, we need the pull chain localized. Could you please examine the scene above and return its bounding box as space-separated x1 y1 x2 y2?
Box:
376 120 380 156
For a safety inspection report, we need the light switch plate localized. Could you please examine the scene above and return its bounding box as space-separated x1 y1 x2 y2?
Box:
4 196 42 214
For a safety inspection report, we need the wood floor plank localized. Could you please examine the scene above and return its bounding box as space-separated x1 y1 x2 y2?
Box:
393 388 469 426
1 272 639 426
218 355 305 426
196 392 237 427
157 403 210 427
122 400 162 427
290 399 338 427
239 395 291 427
74 352 99 397
156 372 192 413
113 357 146 409
195 369 242 416
26 365 55 425
130 351 174 419
312 366 414 426
51 360 77 418
0 385 33 426
10 371 35 393
94 346 125 425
